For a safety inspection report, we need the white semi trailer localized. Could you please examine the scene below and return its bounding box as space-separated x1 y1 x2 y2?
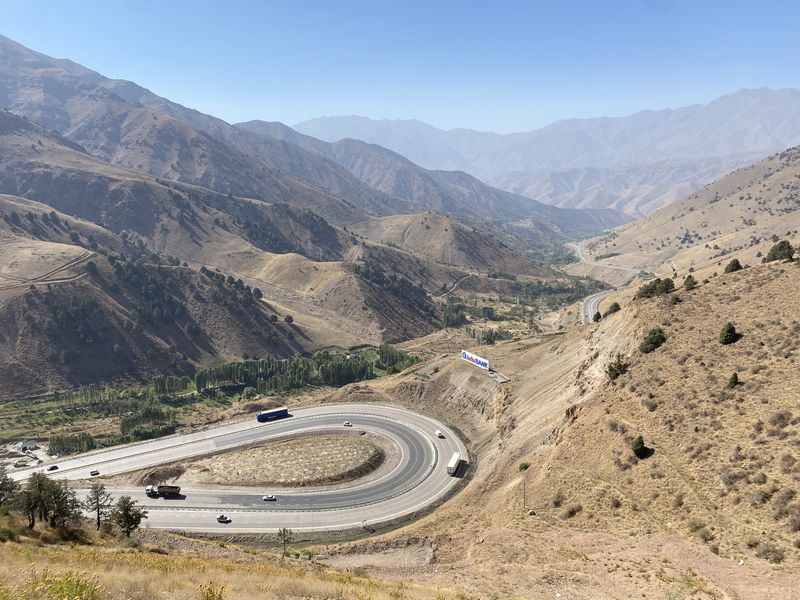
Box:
446 452 462 475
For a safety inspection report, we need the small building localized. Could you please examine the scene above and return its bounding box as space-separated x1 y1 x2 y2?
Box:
14 440 38 452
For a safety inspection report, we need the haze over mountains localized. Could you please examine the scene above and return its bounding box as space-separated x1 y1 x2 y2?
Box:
295 88 800 216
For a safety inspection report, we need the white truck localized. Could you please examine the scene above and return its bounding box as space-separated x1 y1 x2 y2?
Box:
446 452 462 476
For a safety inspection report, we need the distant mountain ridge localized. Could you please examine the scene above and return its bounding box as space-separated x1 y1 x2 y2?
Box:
295 89 800 215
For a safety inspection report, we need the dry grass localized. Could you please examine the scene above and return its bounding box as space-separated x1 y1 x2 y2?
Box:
0 526 456 600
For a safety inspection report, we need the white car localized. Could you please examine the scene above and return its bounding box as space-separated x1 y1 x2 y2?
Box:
262 494 277 501
435 430 445 439
216 514 231 524
342 421 352 427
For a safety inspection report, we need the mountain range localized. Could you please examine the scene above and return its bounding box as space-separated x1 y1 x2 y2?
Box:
295 88 800 216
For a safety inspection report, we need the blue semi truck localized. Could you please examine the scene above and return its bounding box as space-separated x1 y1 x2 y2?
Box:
256 406 289 422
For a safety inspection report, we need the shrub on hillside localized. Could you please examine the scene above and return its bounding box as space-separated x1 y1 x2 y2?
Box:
728 373 740 389
719 322 740 345
639 328 667 353
635 278 675 299
764 240 794 263
603 302 621 316
592 311 601 323
606 354 629 381
631 435 653 459
683 274 697 290
724 258 743 273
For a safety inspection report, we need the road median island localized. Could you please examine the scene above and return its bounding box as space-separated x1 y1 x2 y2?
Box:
107 432 393 489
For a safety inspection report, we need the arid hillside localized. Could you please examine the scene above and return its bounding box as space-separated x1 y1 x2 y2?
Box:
348 212 548 275
585 146 800 278
313 259 800 598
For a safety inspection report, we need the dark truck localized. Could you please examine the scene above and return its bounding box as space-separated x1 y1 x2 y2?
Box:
256 406 289 422
145 484 181 498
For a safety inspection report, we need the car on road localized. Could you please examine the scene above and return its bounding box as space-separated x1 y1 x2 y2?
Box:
216 514 231 524
47 465 59 471
342 421 352 427
435 430 445 439
90 470 100 476
262 494 277 502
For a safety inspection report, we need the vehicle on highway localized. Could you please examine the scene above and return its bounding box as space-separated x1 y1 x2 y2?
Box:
216 514 231 524
447 452 462 476
435 429 445 438
342 421 352 427
47 465 58 471
262 494 277 501
256 406 289 423
145 484 182 498
89 470 100 476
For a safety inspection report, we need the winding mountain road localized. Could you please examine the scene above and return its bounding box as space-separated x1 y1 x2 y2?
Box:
10 404 468 533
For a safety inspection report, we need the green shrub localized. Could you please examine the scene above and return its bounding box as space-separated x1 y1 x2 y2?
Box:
518 462 530 472
592 311 601 322
728 373 739 389
606 354 629 381
683 274 697 290
719 322 739 345
764 240 794 263
635 278 675 299
724 258 743 273
639 328 667 353
631 435 652 459
0 527 16 542
603 302 621 316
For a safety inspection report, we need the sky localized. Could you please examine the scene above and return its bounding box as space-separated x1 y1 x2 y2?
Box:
3 0 800 132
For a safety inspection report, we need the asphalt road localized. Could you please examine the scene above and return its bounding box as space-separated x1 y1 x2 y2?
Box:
11 404 468 533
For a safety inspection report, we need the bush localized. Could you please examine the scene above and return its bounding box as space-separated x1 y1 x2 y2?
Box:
632 435 653 459
755 542 785 563
764 240 794 263
561 504 583 519
635 278 675 299
606 354 629 381
592 311 602 322
640 328 667 353
518 462 530 472
603 302 621 316
0 527 16 542
724 258 743 273
683 274 697 290
728 373 740 389
719 322 740 345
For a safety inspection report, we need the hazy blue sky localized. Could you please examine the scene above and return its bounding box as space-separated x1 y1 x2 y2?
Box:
4 0 799 132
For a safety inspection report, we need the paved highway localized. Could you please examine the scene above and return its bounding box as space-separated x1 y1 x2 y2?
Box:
11 404 468 533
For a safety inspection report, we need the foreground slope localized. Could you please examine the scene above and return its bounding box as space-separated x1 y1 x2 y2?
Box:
314 261 800 598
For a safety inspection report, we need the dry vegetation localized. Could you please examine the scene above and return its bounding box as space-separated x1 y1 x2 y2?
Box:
155 434 388 488
0 514 455 600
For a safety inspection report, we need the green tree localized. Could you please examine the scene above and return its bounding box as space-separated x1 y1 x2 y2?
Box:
764 240 794 263
17 473 80 529
592 311 602 323
83 482 114 530
683 274 697 290
724 258 743 273
639 328 667 353
603 302 621 317
111 496 148 537
0 466 19 507
277 527 294 558
719 322 739 345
